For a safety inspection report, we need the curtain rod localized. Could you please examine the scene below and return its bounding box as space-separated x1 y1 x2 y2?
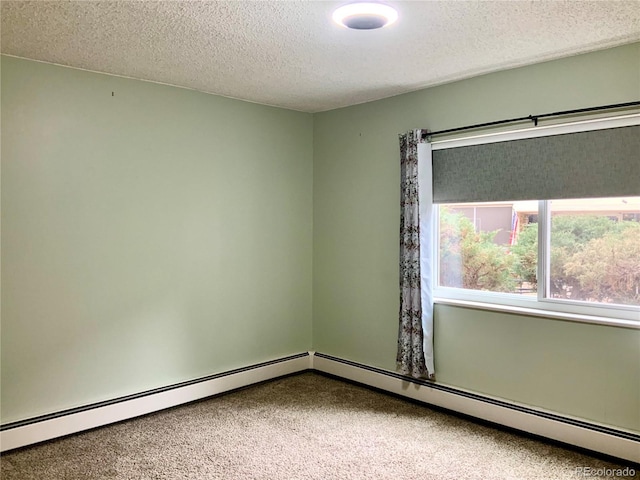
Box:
421 101 640 140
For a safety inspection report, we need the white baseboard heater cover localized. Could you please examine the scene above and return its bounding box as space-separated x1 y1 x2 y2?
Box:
0 353 310 452
2 351 638 464
311 352 640 464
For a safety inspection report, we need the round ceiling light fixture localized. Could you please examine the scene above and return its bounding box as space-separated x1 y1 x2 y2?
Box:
332 2 398 30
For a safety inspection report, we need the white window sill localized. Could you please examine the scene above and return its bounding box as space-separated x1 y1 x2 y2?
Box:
434 297 640 330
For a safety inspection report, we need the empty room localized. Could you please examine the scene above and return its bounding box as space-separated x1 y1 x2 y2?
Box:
1 1 639 478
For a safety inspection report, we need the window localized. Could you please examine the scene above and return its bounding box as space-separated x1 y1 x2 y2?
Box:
547 198 640 307
436 197 640 319
429 114 640 324
438 201 538 295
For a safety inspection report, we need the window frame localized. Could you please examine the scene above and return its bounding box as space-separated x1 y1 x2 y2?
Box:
430 114 640 327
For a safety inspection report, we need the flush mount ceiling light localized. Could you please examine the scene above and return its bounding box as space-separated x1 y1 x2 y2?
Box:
332 2 398 30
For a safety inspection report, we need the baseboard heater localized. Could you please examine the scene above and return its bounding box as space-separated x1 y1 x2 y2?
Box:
0 353 311 452
2 351 638 463
311 352 640 464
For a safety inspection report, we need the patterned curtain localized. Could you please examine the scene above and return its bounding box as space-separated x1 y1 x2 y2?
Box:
397 130 435 380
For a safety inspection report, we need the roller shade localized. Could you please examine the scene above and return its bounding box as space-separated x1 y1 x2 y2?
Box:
432 125 640 203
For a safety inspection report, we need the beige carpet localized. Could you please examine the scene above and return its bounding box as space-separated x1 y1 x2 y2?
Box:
1 372 637 480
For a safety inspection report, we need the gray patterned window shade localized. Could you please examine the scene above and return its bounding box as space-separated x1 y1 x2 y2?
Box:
432 125 640 203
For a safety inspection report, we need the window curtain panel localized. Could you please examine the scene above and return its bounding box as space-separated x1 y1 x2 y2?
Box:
397 130 435 380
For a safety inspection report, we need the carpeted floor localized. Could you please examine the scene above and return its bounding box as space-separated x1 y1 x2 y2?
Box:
1 372 637 479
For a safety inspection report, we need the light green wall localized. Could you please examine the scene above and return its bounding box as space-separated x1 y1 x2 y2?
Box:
2 44 639 433
313 43 640 432
1 56 313 423
435 306 639 431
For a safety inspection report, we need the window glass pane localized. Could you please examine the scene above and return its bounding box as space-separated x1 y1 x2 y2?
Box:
548 197 640 307
438 201 538 295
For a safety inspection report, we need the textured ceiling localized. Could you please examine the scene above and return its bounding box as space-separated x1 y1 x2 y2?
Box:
2 1 639 112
